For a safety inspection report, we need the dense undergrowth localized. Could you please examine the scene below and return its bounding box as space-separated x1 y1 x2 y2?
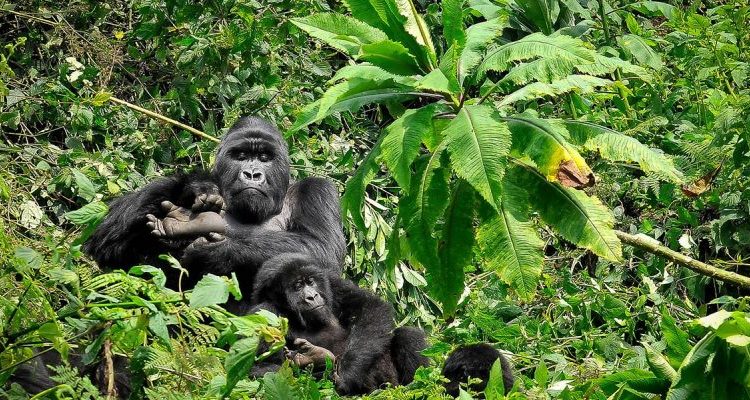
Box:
1 0 749 399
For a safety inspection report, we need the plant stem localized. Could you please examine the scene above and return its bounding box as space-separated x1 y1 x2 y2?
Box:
598 0 611 44
109 96 220 143
615 230 750 289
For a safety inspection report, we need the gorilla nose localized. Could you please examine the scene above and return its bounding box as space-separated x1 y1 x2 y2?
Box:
242 169 265 183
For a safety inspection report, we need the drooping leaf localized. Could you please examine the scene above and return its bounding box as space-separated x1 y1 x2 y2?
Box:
400 146 450 272
479 32 594 75
342 0 433 70
508 164 622 262
576 54 653 82
505 116 593 186
499 75 612 107
290 78 417 132
290 14 388 56
444 104 511 210
379 104 438 190
618 34 663 70
458 16 508 84
435 180 475 315
442 0 466 48
477 176 543 300
564 120 684 183
341 139 383 231
513 0 560 35
416 68 459 98
359 40 422 75
395 0 437 61
629 1 677 20
330 64 416 85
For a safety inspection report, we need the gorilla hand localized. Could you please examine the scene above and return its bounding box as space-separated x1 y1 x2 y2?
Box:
147 201 226 239
287 338 335 368
183 180 224 213
191 193 225 213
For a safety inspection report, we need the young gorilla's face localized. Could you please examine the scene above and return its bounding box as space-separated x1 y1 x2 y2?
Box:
213 117 290 223
283 267 333 327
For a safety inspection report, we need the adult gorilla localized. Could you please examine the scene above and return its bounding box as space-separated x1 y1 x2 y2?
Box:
83 117 345 312
249 253 430 395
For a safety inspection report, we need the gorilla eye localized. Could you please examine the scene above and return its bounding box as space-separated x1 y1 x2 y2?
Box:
258 152 271 162
305 277 314 285
235 151 249 161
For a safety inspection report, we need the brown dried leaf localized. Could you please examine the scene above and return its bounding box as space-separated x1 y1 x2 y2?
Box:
557 159 595 188
681 164 722 197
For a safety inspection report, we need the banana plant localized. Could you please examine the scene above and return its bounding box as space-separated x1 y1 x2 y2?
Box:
289 0 683 315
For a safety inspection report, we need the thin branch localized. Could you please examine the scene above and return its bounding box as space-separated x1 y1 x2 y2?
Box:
615 230 750 289
109 97 220 143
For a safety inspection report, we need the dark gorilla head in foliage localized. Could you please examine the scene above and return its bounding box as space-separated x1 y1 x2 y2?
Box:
213 117 290 223
442 343 515 397
252 253 337 328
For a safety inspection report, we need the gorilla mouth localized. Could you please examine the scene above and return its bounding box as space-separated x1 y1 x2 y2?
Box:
237 186 267 196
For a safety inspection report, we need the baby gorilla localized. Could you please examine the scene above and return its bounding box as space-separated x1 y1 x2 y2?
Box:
250 253 429 395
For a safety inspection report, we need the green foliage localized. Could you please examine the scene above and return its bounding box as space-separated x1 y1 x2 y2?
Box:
2 0 750 398
293 0 668 311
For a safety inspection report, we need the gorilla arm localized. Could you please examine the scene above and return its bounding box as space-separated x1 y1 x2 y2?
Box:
180 177 345 276
329 278 397 394
83 172 220 269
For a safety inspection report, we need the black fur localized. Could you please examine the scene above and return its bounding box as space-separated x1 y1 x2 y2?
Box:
442 343 515 397
83 116 346 313
250 253 430 395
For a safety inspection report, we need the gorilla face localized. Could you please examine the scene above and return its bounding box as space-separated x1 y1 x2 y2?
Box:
213 117 290 223
282 265 334 328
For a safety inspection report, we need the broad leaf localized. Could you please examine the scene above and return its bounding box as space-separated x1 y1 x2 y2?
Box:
442 0 466 48
65 201 108 225
330 64 416 85
223 336 259 395
290 14 388 56
379 104 438 190
190 274 232 308
341 139 383 231
342 0 433 70
400 147 450 273
564 120 684 183
445 104 511 210
514 0 560 35
458 16 508 84
435 180 475 315
417 69 459 98
508 164 622 262
395 0 437 62
359 40 422 75
499 75 612 107
290 78 417 132
505 116 593 186
618 34 663 70
477 177 543 300
480 32 594 75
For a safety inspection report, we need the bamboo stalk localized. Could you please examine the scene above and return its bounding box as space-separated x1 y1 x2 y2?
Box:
615 230 750 289
109 96 220 143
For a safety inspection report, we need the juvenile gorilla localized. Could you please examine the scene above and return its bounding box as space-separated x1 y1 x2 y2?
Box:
83 116 346 313
250 254 430 395
442 343 515 397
